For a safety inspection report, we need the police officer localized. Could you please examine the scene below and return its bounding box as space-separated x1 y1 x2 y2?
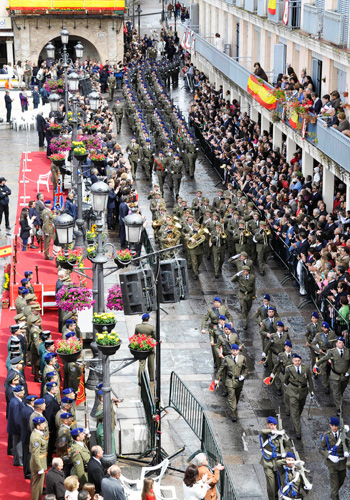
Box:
231 265 256 330
30 416 48 500
215 343 248 422
134 313 156 385
284 354 315 439
70 428 91 486
319 416 350 500
259 416 291 500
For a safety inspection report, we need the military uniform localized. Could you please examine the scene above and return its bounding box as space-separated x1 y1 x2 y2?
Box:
168 157 184 197
260 316 280 351
272 350 294 411
57 423 73 448
211 225 226 278
264 329 291 372
42 207 54 260
231 270 256 328
260 427 291 500
112 101 124 134
29 325 41 381
254 301 278 325
202 304 232 332
217 353 248 419
153 155 167 195
320 427 350 500
107 74 116 101
70 441 91 486
253 224 271 275
284 363 314 436
316 347 350 412
30 428 48 500
185 224 205 279
186 140 198 178
142 142 154 180
305 317 322 365
311 329 337 390
276 459 311 499
134 321 156 384
126 141 141 180
15 294 26 314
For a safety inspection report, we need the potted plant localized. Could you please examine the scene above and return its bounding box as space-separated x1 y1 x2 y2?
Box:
56 337 83 363
56 249 73 270
50 137 72 154
49 153 66 167
86 244 97 260
44 78 64 94
128 333 157 360
84 123 99 134
49 123 62 136
106 284 123 311
68 247 83 265
56 285 95 312
91 153 106 168
73 146 88 162
86 230 97 243
114 248 132 269
93 312 116 332
96 329 121 355
81 134 102 150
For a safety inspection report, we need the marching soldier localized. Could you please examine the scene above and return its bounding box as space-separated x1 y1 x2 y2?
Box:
153 151 167 196
42 200 54 260
207 314 226 369
168 153 184 198
232 220 249 254
126 136 141 180
311 321 337 393
217 324 242 392
149 192 165 221
142 139 154 180
260 307 280 352
70 428 91 486
112 98 124 134
186 135 198 178
215 343 248 422
30 416 48 500
212 188 225 211
269 341 294 414
253 221 271 276
284 354 315 439
254 294 278 326
211 222 226 279
305 311 322 367
259 416 291 500
231 252 253 273
202 208 214 261
231 266 256 330
185 221 205 280
263 321 291 375
134 313 156 385
319 416 350 500
276 453 313 498
191 190 204 221
107 73 116 102
201 297 232 334
315 336 350 415
147 184 161 200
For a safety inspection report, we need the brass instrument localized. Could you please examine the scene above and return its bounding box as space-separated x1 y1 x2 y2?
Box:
244 222 251 237
265 228 271 236
187 228 209 249
152 217 165 231
164 228 181 247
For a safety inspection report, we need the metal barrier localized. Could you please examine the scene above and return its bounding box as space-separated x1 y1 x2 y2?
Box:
140 371 156 449
168 372 238 500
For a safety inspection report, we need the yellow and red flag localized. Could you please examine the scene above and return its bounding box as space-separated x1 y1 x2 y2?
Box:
268 0 276 14
0 245 12 258
76 371 86 406
289 109 299 129
247 75 277 110
209 380 218 391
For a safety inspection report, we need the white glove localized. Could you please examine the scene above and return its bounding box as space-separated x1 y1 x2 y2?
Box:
38 469 44 475
273 430 285 436
304 484 313 491
270 373 274 378
239 375 245 381
236 270 243 276
262 352 266 358
310 392 315 398
344 425 349 432
344 451 350 457
214 380 219 385
138 159 141 162
84 427 90 435
281 453 286 458
346 373 349 377
328 455 339 463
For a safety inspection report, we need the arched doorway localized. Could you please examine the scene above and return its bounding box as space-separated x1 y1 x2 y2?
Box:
38 35 100 66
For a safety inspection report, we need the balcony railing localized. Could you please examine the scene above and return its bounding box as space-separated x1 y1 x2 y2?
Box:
324 10 344 46
302 4 323 37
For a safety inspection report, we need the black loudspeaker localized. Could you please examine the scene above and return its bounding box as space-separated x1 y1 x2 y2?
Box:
119 266 157 315
159 258 189 303
79 78 93 97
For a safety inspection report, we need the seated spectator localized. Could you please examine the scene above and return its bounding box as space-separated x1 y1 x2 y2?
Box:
335 112 350 133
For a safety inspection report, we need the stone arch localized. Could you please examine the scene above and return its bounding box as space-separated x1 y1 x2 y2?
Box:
38 35 101 66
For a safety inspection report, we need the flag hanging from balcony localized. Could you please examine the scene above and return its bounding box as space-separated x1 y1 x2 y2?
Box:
181 28 187 49
289 109 299 129
282 0 289 26
247 75 277 110
268 0 276 14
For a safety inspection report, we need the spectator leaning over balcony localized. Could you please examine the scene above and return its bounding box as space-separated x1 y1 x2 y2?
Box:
300 68 307 84
330 90 343 112
321 94 331 113
254 62 268 82
323 108 339 128
334 112 350 134
310 92 322 114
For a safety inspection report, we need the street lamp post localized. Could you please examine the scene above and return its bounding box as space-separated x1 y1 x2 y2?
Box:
136 4 142 42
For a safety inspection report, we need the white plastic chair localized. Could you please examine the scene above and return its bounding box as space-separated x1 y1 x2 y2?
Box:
119 475 142 499
140 458 169 486
154 484 178 500
37 171 51 193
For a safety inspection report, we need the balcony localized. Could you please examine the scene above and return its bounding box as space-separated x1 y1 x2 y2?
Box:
302 4 322 37
324 10 344 46
8 0 125 11
245 0 257 13
257 0 267 17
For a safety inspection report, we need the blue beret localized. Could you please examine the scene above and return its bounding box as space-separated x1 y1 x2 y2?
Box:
44 353 54 360
13 385 24 392
311 311 319 318
21 278 28 284
219 315 226 320
116 98 120 101
267 417 277 424
131 136 135 139
65 332 75 339
62 388 74 395
66 319 75 325
18 286 25 292
224 323 232 330
231 343 239 350
26 395 38 402
276 321 284 327
268 307 275 311
337 336 345 342
97 383 103 389
286 452 296 459
61 397 73 404
292 353 301 359
22 288 29 295
214 297 222 303
71 427 84 436
60 412 72 419
34 398 45 405
174 153 179 157
142 313 150 321
322 322 329 328
44 200 51 205
263 294 270 301
146 139 150 142
24 271 33 277
159 151 163 154
46 382 58 389
330 417 340 426
33 416 46 425
98 390 103 396
46 371 57 377
284 340 292 347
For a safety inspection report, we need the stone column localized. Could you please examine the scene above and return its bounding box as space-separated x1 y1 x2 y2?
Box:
302 149 314 179
286 136 296 164
261 114 270 135
6 40 14 66
346 181 350 211
250 106 259 122
272 124 282 151
322 167 334 213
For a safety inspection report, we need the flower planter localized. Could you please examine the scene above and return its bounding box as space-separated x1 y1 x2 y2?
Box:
56 259 74 270
74 153 88 162
58 350 82 363
52 159 65 167
87 254 97 262
129 346 153 360
114 257 132 269
93 321 116 333
97 341 121 356
51 129 61 137
93 160 106 168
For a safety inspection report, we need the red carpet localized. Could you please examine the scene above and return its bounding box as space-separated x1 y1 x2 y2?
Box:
1 152 69 498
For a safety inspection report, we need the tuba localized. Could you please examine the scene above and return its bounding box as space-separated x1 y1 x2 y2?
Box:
187 228 209 249
164 228 182 247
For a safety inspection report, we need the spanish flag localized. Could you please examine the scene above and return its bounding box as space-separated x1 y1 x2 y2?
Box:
289 109 298 129
268 0 276 14
76 371 86 406
247 75 277 110
0 245 11 258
